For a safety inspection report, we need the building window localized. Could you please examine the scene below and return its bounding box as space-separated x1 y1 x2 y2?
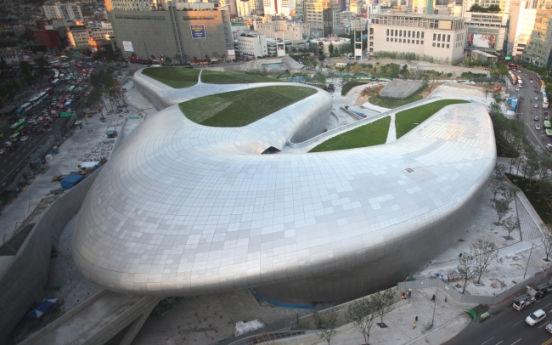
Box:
395 30 398 36
416 40 419 44
421 41 423 44
447 44 450 48
422 32 424 39
438 43 441 47
433 42 436 47
438 34 441 41
399 39 402 43
395 38 397 42
399 31 402 37
387 29 389 35
447 34 450 42
433 33 436 40
386 37 389 41
408 39 410 43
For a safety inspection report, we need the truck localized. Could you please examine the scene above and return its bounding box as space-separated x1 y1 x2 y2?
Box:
535 281 552 299
513 287 538 310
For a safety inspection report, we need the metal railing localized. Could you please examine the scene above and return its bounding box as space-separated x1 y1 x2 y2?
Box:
217 317 298 345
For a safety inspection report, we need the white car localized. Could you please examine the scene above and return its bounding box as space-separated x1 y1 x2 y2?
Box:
535 96 539 101
516 88 520 91
534 104 539 108
536 123 542 130
20 136 29 142
547 144 552 152
526 309 546 326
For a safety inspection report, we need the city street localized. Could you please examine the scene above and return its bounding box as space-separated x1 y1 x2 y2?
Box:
446 294 552 345
508 67 551 153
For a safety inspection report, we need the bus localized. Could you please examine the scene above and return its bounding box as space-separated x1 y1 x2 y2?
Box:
53 69 59 79
20 102 33 114
543 92 549 109
508 63 518 70
64 99 73 109
508 71 517 85
52 79 60 86
68 86 76 93
10 119 27 133
29 92 47 106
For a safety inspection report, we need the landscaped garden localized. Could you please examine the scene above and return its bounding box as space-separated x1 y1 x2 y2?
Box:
142 67 199 88
179 86 316 127
395 99 469 138
309 116 391 152
201 70 279 84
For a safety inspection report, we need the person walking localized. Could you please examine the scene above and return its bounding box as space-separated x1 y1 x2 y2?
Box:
445 296 447 303
431 294 436 302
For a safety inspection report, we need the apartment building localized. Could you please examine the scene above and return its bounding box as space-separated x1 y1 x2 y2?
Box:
43 2 84 21
67 26 91 49
507 0 537 57
303 0 339 37
370 13 467 63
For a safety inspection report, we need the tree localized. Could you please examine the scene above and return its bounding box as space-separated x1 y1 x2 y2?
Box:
489 164 506 201
318 53 326 61
348 297 377 344
457 252 476 294
313 308 339 345
502 216 520 240
329 43 334 56
542 229 552 262
371 289 394 326
131 52 137 58
491 198 510 224
150 55 156 60
315 72 326 84
471 239 499 284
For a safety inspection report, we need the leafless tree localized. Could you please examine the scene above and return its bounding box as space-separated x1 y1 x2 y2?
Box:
542 228 552 262
502 216 520 240
372 289 395 327
457 252 476 294
471 239 499 284
491 198 511 225
348 297 377 344
313 307 339 345
489 164 506 201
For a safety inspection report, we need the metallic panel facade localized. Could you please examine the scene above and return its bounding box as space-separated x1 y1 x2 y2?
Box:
73 73 496 305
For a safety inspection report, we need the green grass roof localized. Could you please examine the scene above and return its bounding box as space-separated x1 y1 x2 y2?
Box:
201 71 279 84
395 99 469 138
142 67 199 88
309 116 391 152
179 86 317 127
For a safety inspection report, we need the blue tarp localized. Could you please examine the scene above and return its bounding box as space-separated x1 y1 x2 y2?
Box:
60 173 84 190
26 298 57 319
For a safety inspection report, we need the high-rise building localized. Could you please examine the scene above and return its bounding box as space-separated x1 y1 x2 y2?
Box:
411 0 435 14
67 26 91 49
43 2 84 22
303 0 338 36
507 0 537 57
263 0 296 16
461 0 511 16
521 8 552 67
463 12 509 53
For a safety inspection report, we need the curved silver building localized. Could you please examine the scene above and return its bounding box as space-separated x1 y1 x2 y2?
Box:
73 72 496 305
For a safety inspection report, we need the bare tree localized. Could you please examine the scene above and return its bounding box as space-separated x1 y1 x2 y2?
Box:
313 308 339 345
542 228 552 262
500 182 518 201
372 289 395 327
502 216 520 240
471 239 499 284
457 252 476 294
489 164 507 201
348 298 376 344
491 198 511 224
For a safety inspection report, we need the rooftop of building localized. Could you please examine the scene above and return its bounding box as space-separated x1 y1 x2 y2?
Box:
371 13 465 21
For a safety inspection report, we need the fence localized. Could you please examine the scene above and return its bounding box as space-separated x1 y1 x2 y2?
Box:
398 268 552 308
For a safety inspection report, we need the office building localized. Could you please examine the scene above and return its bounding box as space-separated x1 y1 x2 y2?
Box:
43 2 84 22
255 21 311 44
89 22 114 40
33 25 62 50
370 13 466 63
507 0 537 57
521 8 552 67
463 12 508 53
67 26 91 49
109 2 231 62
237 31 268 57
263 0 296 16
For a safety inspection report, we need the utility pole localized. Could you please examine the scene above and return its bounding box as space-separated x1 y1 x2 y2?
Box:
524 242 535 279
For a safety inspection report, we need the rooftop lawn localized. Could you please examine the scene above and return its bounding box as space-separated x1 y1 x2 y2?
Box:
309 116 391 152
201 70 279 84
142 67 199 88
395 99 469 138
179 86 317 127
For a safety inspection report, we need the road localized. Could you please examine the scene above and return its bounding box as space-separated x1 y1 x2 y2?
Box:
0 61 97 189
508 68 551 153
446 293 552 345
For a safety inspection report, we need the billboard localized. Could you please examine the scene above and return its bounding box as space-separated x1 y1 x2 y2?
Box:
190 24 206 39
122 41 134 52
467 34 496 49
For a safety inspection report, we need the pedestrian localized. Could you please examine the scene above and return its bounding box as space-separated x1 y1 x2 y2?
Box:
445 296 447 303
431 294 436 302
415 316 418 322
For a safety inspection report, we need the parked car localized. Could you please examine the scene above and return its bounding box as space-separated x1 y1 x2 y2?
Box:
535 96 539 101
536 123 542 130
547 144 552 152
0 148 6 155
20 136 29 141
35 129 43 135
534 116 540 121
37 116 43 121
526 309 546 326
535 104 539 108
28 118 37 125
6 145 17 151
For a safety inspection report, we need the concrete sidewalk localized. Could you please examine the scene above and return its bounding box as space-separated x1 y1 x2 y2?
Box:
276 288 471 345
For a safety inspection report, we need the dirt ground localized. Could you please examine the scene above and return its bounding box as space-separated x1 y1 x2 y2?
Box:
355 82 444 106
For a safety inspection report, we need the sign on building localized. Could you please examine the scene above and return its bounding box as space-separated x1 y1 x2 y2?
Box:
190 24 207 39
122 41 134 52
